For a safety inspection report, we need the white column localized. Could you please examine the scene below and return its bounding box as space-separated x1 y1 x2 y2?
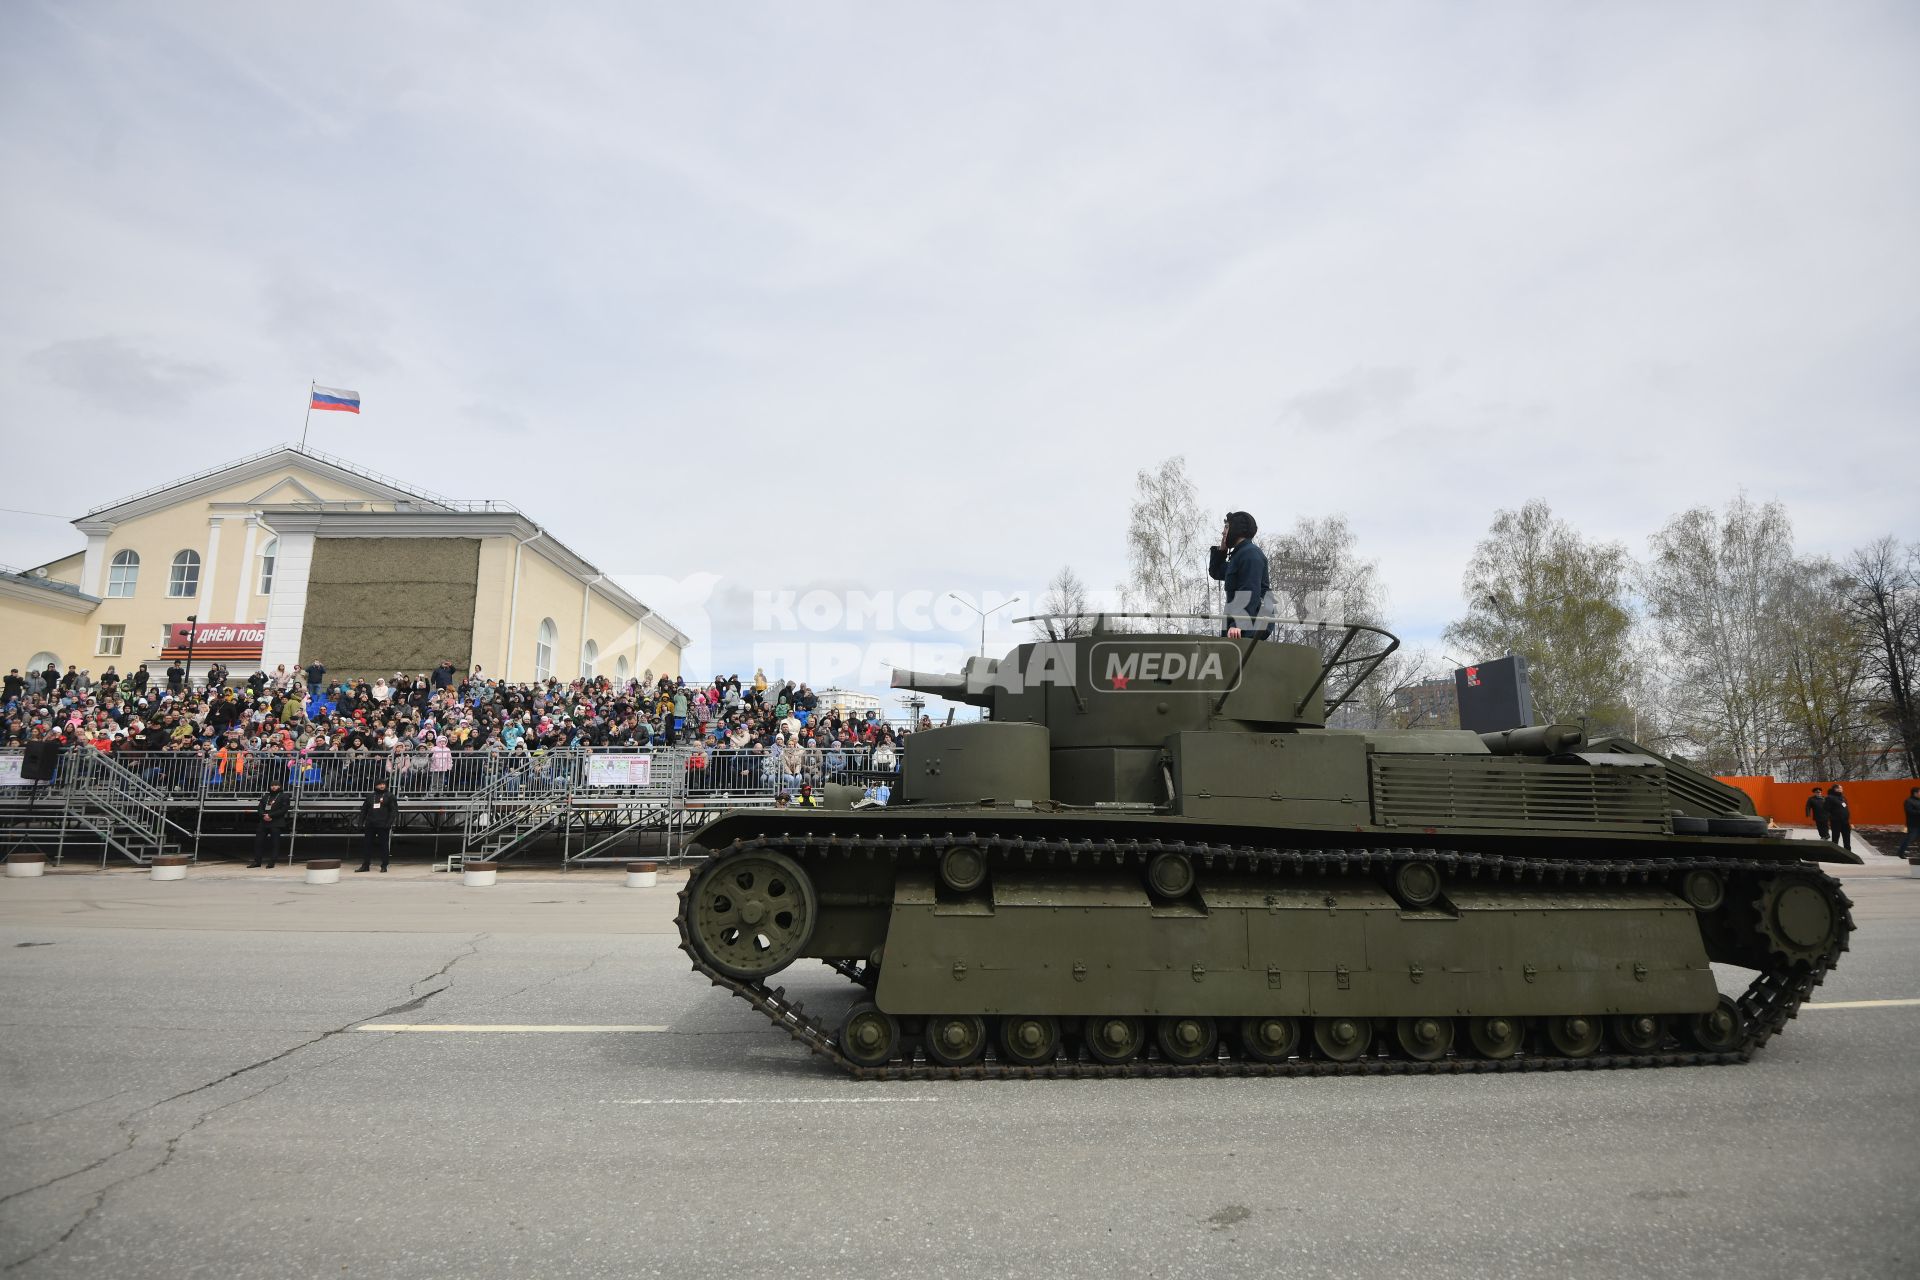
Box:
78 523 111 597
579 578 593 678
198 517 223 619
232 515 259 622
260 528 316 672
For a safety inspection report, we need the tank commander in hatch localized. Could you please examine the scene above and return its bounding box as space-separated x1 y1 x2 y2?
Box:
1208 510 1273 639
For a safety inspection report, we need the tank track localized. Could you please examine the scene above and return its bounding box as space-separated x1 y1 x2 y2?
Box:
676 834 1853 1080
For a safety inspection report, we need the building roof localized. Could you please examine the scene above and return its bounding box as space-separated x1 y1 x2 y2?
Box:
0 562 98 613
78 442 506 524
70 443 686 647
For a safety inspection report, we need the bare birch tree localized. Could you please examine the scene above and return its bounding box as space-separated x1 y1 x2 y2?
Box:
1775 558 1876 780
1032 565 1095 640
1446 500 1637 734
1258 515 1389 659
1845 536 1920 775
1640 494 1796 775
1124 455 1212 628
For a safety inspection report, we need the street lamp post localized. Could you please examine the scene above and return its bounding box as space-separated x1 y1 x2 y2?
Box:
183 614 199 694
947 592 1021 660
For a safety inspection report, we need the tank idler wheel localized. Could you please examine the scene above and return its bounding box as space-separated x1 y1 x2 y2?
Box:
1679 869 1725 912
840 1002 900 1068
1155 1015 1218 1065
687 850 817 980
1392 860 1443 909
999 1015 1061 1067
1146 852 1195 899
1544 1014 1604 1058
939 845 988 894
1609 1013 1667 1054
1680 996 1745 1053
1083 1015 1148 1065
1466 1016 1523 1060
924 1014 989 1067
1313 1016 1371 1063
1754 875 1841 965
1238 1016 1302 1063
1394 1016 1454 1062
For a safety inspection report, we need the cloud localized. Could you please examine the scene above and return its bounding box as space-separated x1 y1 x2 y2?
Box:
1278 366 1420 432
460 402 529 435
0 1 1913 686
23 336 225 414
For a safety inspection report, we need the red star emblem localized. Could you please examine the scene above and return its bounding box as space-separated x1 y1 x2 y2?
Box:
1110 672 1130 689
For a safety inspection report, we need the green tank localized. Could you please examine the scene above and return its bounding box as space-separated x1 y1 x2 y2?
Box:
675 620 1854 1078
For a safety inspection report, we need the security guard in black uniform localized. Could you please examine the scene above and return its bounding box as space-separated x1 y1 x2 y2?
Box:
248 779 290 867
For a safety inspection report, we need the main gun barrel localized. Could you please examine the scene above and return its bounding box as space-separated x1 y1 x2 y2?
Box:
890 666 993 708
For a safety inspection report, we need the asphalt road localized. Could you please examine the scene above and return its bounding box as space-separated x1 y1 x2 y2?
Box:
2 854 1916 1280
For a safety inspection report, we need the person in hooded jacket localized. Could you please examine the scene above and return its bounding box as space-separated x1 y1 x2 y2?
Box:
1208 510 1273 638
1823 784 1852 852
357 779 399 872
1804 787 1830 841
247 778 290 867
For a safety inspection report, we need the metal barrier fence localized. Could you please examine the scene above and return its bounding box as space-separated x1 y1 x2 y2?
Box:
0 745 898 805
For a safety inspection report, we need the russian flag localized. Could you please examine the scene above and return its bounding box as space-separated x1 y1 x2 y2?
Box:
310 385 361 414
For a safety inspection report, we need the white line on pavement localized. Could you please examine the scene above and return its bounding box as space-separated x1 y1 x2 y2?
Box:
356 1024 671 1033
1802 998 1920 1010
614 1097 942 1105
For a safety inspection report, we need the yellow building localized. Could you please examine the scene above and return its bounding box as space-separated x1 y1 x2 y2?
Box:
1 444 684 686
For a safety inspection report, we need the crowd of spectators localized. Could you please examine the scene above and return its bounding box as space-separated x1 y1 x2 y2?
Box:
4 656 923 795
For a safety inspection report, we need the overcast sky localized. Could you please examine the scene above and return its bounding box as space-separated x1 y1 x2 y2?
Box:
2 2 1914 685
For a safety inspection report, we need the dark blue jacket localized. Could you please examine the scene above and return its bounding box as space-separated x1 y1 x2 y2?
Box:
1208 539 1271 635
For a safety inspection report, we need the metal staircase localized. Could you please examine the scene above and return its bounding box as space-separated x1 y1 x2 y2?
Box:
62 749 184 866
460 764 571 864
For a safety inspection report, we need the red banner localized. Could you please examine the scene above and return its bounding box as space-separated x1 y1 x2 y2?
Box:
163 621 265 658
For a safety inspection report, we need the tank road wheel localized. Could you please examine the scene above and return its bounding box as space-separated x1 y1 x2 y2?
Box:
1394 1016 1454 1062
939 845 988 894
1678 869 1725 912
1544 1015 1604 1059
925 1015 989 1067
840 1003 899 1068
1466 1016 1523 1060
1238 1016 1302 1064
1146 852 1195 899
1083 1015 1148 1065
1391 860 1443 909
1609 1014 1668 1054
1313 1016 1371 1063
1680 996 1745 1053
999 1015 1061 1067
687 851 816 981
1155 1016 1219 1065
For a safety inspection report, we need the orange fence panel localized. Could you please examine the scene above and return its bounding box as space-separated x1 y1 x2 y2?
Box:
1717 776 1919 827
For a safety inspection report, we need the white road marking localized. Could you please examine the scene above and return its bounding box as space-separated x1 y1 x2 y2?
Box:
356 1023 670 1033
1802 998 1920 1010
614 1097 942 1105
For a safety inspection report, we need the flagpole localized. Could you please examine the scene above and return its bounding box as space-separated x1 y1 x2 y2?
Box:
300 381 313 451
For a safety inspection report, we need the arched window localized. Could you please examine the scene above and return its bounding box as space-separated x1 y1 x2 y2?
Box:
258 538 278 595
27 651 60 677
581 640 598 680
168 550 200 598
106 550 140 598
534 618 557 680
615 655 631 683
